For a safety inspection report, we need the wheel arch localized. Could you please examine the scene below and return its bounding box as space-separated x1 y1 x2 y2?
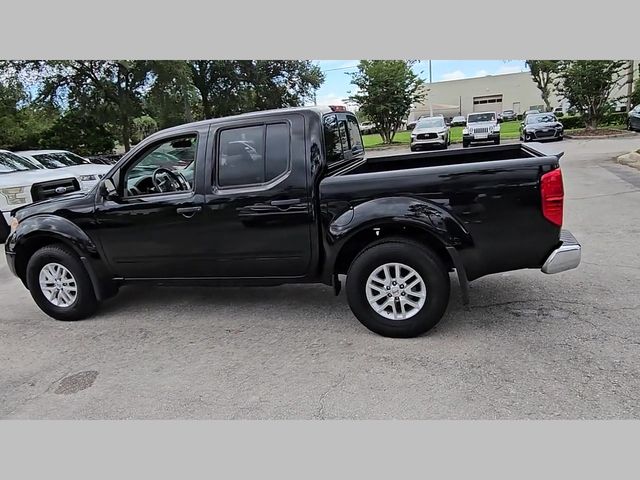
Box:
9 215 116 300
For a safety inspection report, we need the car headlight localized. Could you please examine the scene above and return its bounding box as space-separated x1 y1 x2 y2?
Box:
0 186 29 206
493 125 501 132
463 128 469 134
79 175 98 181
411 134 417 138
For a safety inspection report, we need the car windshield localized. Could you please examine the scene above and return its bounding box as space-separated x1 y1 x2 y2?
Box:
31 151 91 169
416 117 444 128
468 113 495 123
0 151 40 173
503 110 514 115
527 114 556 124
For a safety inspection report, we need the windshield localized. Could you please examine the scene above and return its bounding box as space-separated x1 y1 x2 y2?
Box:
503 110 514 115
467 113 496 123
0 151 40 174
416 117 444 128
31 151 91 169
527 114 556 124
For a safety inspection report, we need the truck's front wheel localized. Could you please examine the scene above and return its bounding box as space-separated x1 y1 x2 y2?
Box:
26 244 98 321
346 238 450 338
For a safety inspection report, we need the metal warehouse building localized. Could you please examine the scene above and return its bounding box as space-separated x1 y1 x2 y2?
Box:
409 69 638 121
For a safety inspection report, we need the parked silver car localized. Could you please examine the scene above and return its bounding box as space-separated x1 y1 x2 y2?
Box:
410 116 451 151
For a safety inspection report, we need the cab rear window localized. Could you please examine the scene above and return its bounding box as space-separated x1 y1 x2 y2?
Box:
323 113 363 166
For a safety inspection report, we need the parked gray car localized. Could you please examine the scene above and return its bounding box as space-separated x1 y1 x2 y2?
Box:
628 104 640 131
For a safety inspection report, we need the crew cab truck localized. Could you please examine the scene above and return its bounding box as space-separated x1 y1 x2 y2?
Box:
4 106 581 338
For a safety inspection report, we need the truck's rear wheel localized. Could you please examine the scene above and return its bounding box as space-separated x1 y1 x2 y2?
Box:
26 244 98 321
346 238 450 338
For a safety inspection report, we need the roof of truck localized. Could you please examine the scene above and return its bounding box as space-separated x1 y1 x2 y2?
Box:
158 106 341 136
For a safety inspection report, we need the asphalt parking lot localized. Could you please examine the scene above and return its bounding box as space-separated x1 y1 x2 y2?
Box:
1 135 640 419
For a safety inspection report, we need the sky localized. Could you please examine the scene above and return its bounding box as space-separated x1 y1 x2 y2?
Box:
311 60 528 106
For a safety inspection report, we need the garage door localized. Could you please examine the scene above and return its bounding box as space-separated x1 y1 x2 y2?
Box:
473 94 503 114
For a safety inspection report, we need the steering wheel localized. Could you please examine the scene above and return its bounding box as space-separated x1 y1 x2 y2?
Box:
151 167 189 193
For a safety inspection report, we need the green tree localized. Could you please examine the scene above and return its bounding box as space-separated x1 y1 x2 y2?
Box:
39 109 116 155
188 60 324 119
0 76 58 150
348 60 426 144
145 61 199 129
525 60 560 112
20 60 155 151
631 76 640 107
131 115 159 144
554 60 627 130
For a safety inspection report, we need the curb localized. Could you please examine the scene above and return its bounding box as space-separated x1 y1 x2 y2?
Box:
565 131 637 140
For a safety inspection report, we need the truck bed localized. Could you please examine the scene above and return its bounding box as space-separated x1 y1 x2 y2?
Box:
319 143 563 281
345 143 542 175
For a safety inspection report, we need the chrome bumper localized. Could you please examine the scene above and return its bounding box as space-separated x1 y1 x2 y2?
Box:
542 229 581 274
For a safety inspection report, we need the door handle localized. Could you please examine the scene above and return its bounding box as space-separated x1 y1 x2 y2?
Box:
270 199 301 207
176 206 202 217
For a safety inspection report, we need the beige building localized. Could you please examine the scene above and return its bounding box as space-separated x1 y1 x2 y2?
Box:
409 67 639 121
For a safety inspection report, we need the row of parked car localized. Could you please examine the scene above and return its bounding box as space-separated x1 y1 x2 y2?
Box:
0 149 120 241
409 110 566 151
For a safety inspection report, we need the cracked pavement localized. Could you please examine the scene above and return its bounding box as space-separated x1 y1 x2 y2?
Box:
1 135 640 419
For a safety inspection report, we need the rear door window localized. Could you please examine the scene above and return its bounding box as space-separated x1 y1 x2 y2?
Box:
217 122 291 188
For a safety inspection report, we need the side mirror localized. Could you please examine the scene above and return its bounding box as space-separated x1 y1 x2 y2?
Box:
101 178 118 199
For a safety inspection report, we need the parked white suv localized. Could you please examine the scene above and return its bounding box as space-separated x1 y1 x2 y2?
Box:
1 150 85 242
462 111 500 148
16 150 111 191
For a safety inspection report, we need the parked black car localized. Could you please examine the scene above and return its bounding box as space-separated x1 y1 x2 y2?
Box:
520 113 564 142
628 104 640 131
5 106 581 338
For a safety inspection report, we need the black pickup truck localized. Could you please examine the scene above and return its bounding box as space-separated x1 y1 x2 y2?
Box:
4 106 581 337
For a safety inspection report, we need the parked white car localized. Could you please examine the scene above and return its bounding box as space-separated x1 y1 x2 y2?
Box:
1 150 86 242
462 112 501 148
16 150 111 192
410 116 451 151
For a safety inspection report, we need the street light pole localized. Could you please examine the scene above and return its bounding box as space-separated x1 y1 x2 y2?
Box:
428 60 433 117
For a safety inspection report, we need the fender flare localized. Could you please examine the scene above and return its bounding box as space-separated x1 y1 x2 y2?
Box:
326 197 472 304
9 214 115 300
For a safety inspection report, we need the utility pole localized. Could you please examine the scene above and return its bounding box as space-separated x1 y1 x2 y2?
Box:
428 60 433 117
627 60 635 111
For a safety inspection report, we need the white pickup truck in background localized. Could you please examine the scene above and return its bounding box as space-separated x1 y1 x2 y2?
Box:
16 150 111 191
0 149 91 242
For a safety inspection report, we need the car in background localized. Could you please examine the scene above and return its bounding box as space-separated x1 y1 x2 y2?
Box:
628 104 640 131
501 109 517 122
523 109 541 119
462 112 500 148
553 107 565 118
450 115 466 127
520 113 564 142
16 150 112 192
359 122 376 135
410 116 450 151
1 149 85 242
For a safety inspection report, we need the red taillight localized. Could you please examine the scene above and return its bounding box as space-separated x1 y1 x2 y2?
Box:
541 168 564 227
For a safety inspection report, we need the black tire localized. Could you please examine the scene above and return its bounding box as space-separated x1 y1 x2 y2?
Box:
346 238 450 338
494 138 500 145
462 141 469 148
26 244 98 321
410 146 418 152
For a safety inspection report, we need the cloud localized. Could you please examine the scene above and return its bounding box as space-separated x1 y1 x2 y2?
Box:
474 70 489 78
441 70 466 81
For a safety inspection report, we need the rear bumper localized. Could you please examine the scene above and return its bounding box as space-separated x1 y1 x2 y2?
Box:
541 229 581 274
